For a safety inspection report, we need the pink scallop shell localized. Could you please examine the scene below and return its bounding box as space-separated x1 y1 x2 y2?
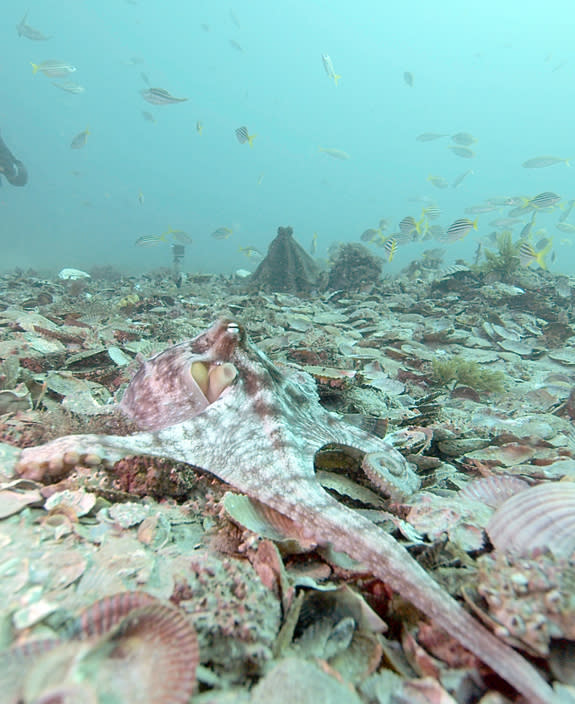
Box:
486 482 575 557
459 475 529 509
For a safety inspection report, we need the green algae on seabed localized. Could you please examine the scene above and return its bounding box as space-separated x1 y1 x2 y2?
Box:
431 355 505 393
476 230 520 281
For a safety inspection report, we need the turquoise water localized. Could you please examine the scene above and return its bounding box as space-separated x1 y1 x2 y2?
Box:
2 0 574 275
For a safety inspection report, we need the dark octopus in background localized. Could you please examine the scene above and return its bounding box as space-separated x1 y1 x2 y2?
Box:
0 131 28 186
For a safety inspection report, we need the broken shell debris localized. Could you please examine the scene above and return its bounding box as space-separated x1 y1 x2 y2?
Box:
1 250 575 704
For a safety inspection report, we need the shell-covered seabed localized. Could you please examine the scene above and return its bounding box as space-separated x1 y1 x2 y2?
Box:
1 263 575 704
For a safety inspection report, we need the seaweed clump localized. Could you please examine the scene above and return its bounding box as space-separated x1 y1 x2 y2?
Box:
431 355 505 393
477 231 520 282
247 225 322 296
327 243 382 292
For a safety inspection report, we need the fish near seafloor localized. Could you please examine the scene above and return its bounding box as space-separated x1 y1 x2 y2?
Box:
10 319 557 704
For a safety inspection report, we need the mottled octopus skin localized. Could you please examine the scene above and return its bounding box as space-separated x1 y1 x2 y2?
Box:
15 320 555 704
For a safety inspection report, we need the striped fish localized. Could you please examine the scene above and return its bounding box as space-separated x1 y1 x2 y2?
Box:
444 218 478 242
383 238 398 262
140 88 188 105
519 240 552 268
528 191 561 209
235 126 256 147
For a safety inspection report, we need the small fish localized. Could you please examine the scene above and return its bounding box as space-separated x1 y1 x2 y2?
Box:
70 127 90 149
445 217 478 242
378 217 391 231
428 224 445 240
309 232 318 255
448 145 475 159
528 191 561 209
421 205 441 220
416 132 448 142
257 174 264 185
31 60 76 78
489 217 520 229
451 132 477 146
360 228 381 243
141 88 188 105
465 203 498 214
399 216 419 235
559 199 575 223
321 54 341 86
555 222 575 233
211 226 233 240
235 126 256 146
196 120 203 135
522 155 570 169
17 13 51 41
51 80 84 94
141 110 156 123
403 71 414 87
519 211 536 239
229 9 241 28
135 233 167 247
519 240 552 268
319 147 350 160
508 205 533 218
137 191 145 205
452 169 474 188
229 39 244 53
165 228 192 244
383 238 398 262
238 245 263 260
427 174 449 189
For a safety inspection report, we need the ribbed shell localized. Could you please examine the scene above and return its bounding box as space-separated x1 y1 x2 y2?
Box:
96 602 199 704
486 482 575 557
71 591 156 639
459 475 529 509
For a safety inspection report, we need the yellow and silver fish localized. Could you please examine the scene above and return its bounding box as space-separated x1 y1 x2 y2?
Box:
140 88 188 105
70 127 90 149
212 226 233 240
427 174 449 189
309 232 318 255
238 245 263 260
522 155 570 169
235 126 256 147
196 120 203 135
519 239 552 268
31 60 76 77
319 147 350 160
135 233 167 247
321 54 341 86
383 237 398 262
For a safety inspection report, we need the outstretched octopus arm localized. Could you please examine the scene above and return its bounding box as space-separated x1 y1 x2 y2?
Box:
15 320 556 704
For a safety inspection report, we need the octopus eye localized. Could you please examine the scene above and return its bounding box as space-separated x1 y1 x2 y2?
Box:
227 322 240 335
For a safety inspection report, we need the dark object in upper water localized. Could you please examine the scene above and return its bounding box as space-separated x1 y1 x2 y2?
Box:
327 243 382 292
0 131 28 186
247 225 322 295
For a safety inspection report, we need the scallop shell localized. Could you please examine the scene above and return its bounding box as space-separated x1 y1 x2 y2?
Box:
92 602 199 704
459 475 530 509
486 482 575 557
71 591 157 639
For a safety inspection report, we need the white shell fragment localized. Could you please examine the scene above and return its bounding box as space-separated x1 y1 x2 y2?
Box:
487 482 575 557
58 268 91 280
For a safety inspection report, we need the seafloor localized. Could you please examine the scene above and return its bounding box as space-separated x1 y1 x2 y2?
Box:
1 251 575 703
